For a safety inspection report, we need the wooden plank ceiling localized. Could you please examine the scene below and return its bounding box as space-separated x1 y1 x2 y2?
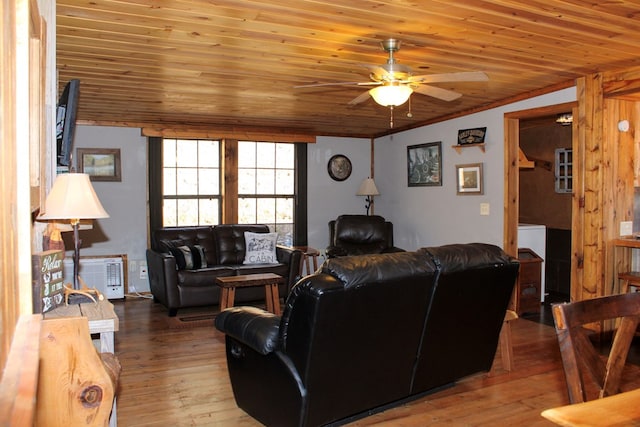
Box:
56 0 640 138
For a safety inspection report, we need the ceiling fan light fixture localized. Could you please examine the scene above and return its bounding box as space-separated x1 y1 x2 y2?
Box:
369 84 413 107
556 113 573 126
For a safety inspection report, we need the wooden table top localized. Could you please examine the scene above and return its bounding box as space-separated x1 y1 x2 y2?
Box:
292 246 320 256
43 299 119 333
216 272 284 288
541 388 640 426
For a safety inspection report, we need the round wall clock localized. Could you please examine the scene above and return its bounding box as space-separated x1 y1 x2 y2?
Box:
327 154 352 181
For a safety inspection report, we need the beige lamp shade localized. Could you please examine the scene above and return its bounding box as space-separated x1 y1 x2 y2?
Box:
356 178 380 197
38 173 109 221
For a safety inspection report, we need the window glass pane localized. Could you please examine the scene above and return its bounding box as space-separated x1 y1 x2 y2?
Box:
256 169 275 194
177 199 198 226
238 169 256 194
198 140 219 167
199 199 219 225
276 198 293 223
238 198 256 224
257 198 276 223
276 169 294 194
163 168 176 196
176 139 198 167
198 168 219 195
162 199 177 227
275 223 293 246
238 141 256 168
276 143 294 168
163 139 176 167
256 142 275 168
176 168 198 195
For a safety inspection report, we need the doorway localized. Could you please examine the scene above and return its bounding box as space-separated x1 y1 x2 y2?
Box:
503 101 577 303
519 114 573 301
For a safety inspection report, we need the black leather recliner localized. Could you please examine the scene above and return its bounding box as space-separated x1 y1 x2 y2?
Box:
326 214 404 258
215 243 519 426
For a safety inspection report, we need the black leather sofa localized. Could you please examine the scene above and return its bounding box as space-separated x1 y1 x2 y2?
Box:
146 225 302 316
215 243 519 426
326 214 404 258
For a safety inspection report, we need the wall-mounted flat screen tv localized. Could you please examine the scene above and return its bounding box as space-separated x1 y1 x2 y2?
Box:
56 79 80 167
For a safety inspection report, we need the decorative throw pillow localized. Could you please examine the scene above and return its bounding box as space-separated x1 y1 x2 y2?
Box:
169 245 207 270
243 232 278 265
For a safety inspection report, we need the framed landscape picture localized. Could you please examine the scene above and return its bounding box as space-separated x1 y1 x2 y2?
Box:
456 163 483 195
77 148 121 182
407 142 442 187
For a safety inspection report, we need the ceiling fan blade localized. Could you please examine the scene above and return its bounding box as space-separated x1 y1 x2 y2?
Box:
347 90 372 106
407 71 489 84
294 81 366 88
412 84 462 101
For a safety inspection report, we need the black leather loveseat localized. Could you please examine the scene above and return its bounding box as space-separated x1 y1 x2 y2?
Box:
146 225 302 316
215 243 519 426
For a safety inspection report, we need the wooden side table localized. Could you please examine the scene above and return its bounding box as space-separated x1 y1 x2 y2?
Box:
216 273 284 315
44 299 119 353
293 246 320 276
43 300 119 427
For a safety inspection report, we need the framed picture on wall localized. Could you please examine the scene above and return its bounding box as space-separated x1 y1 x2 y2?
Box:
456 163 483 195
77 148 121 182
407 142 442 187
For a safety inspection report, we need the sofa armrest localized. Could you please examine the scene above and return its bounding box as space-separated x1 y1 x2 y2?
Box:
383 246 406 254
146 249 180 312
215 306 280 355
276 245 303 291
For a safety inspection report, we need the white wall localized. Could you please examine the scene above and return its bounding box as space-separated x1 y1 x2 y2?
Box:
374 87 577 250
72 125 149 292
306 136 371 254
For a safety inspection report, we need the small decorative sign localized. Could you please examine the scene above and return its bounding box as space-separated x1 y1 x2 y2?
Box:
457 127 486 145
32 250 65 313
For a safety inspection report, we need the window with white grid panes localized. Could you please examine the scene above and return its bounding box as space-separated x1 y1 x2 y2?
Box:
555 148 572 193
238 141 295 245
162 139 221 226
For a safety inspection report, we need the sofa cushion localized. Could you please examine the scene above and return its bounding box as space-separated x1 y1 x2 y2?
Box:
243 232 278 264
333 215 389 255
152 226 218 266
169 245 207 270
176 266 235 287
215 224 270 265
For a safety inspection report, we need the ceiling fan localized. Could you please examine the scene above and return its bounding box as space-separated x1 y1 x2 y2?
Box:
297 39 488 109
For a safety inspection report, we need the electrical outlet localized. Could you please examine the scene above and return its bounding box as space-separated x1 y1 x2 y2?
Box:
480 203 490 216
139 262 148 279
620 221 633 236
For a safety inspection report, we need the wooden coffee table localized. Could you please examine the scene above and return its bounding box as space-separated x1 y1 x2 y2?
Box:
216 273 284 315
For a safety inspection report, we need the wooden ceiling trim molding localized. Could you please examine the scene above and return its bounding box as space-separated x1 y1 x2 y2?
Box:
141 125 317 143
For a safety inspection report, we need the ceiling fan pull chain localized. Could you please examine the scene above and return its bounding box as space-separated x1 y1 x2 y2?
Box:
390 106 394 128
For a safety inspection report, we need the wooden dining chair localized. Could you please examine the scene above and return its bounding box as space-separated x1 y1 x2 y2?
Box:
551 292 640 404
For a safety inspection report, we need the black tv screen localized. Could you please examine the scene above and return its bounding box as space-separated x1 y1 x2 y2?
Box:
56 79 80 167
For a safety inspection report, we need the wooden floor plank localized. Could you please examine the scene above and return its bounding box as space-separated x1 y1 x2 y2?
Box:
111 298 640 426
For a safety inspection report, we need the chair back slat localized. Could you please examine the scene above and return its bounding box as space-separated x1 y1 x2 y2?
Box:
551 292 640 404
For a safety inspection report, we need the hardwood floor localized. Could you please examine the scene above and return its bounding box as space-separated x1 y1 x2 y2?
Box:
112 297 640 426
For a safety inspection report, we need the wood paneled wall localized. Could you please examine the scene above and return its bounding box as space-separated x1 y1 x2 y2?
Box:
573 68 640 312
0 0 46 374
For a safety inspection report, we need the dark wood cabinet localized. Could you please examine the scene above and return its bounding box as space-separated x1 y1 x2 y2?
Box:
512 248 543 315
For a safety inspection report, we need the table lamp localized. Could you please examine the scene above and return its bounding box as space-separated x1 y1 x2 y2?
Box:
356 177 380 216
38 173 109 291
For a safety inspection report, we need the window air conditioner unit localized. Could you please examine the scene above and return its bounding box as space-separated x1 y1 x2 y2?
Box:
63 256 125 300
